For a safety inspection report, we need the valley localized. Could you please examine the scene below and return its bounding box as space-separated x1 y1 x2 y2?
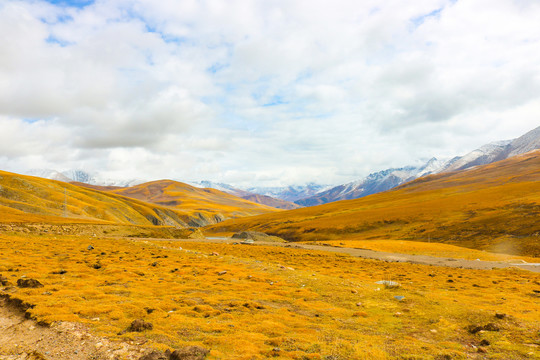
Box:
2 137 540 359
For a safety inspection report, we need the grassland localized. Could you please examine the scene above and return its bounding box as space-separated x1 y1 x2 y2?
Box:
206 151 540 257
0 171 277 228
1 232 539 359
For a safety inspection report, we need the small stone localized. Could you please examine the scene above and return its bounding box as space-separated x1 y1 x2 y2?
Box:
495 312 506 319
218 271 227 275
356 302 362 307
87 245 94 250
125 319 153 332
479 339 490 346
477 346 488 353
430 329 438 333
351 289 358 294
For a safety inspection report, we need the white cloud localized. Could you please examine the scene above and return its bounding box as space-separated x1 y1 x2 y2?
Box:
1 0 539 187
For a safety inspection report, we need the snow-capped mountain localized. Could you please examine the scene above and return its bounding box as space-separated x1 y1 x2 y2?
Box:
26 169 72 182
190 181 252 198
296 126 540 206
247 183 331 202
191 180 302 210
295 161 440 206
24 169 145 188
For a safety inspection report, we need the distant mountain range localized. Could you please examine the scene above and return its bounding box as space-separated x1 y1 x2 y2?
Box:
295 126 540 206
24 126 540 208
26 169 144 188
190 181 301 210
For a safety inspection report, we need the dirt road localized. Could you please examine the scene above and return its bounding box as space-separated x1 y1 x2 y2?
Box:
144 237 540 273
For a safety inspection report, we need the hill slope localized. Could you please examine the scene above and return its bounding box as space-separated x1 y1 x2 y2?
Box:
108 180 280 226
0 170 196 226
206 150 540 256
296 126 540 206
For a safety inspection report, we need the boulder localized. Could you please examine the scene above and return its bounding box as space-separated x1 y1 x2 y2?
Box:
17 278 43 288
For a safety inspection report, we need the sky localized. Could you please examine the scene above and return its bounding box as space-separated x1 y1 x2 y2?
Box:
0 0 539 187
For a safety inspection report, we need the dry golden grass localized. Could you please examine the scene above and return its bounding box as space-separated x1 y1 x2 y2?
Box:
0 171 277 228
1 233 539 359
109 180 280 219
206 151 540 257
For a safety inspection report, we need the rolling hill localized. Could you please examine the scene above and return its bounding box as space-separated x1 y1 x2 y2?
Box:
0 171 277 228
106 179 280 226
205 150 540 256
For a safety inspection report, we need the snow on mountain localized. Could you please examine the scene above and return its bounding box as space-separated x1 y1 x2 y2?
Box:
295 126 540 206
190 181 251 198
439 140 512 173
26 169 71 182
295 163 434 207
247 183 330 202
24 169 145 188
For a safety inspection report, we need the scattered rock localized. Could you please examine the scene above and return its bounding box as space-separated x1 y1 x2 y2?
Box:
169 346 209 360
92 263 102 269
394 296 405 301
351 289 358 294
218 271 227 275
145 307 155 314
87 245 94 250
477 346 488 353
51 269 67 275
122 319 153 333
210 252 219 256
17 278 44 288
356 302 362 307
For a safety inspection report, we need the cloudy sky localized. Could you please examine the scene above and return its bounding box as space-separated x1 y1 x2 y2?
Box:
1 0 539 187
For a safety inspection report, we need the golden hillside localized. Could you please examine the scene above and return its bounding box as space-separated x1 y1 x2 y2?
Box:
107 180 280 226
0 171 276 228
206 150 540 256
0 170 199 227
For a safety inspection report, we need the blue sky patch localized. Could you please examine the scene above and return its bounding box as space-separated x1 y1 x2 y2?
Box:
43 0 94 8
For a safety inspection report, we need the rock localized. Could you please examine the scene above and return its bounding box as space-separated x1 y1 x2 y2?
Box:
210 252 219 256
87 245 94 250
483 323 499 332
356 302 362 307
477 347 488 353
495 312 506 319
125 319 153 332
479 339 490 346
0 274 10 286
218 271 227 275
467 323 499 334
139 351 168 360
17 278 44 288
169 346 209 360
351 289 358 294
92 263 102 269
